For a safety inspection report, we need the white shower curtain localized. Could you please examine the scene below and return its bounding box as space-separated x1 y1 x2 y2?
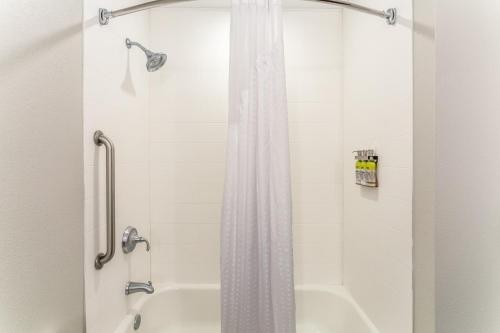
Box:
221 0 296 332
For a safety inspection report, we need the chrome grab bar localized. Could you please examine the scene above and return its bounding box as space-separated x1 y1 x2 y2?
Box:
94 131 116 270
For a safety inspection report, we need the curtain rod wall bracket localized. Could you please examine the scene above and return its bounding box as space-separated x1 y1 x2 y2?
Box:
99 8 111 25
385 8 397 25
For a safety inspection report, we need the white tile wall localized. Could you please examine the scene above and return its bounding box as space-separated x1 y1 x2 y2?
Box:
343 1 413 332
149 7 344 286
83 1 151 332
149 8 230 285
286 9 344 285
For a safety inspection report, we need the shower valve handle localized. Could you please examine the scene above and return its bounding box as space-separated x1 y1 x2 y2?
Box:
122 226 150 253
132 235 150 251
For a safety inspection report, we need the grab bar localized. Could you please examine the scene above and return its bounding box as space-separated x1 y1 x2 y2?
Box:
94 131 116 270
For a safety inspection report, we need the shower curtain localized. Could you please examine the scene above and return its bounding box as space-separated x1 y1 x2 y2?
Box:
221 0 296 332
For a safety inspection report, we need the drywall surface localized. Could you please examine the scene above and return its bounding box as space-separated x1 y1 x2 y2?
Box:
343 0 414 332
436 1 500 332
413 0 435 331
0 0 84 331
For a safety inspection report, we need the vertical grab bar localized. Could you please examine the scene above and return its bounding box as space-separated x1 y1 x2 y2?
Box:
94 131 116 270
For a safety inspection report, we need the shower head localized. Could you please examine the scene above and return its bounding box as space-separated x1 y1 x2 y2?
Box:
125 38 167 72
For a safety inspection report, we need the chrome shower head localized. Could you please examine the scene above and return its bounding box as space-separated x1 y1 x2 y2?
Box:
126 38 167 72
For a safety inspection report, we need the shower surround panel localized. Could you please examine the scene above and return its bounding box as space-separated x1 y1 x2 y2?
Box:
83 2 412 333
83 1 152 332
149 7 344 286
343 0 414 332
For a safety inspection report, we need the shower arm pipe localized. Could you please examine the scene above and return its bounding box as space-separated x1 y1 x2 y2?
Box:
99 0 397 26
126 39 152 56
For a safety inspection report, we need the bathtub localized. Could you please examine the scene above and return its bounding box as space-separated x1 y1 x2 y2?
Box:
115 284 379 333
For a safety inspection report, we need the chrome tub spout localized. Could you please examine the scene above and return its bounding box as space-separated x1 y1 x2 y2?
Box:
125 281 154 295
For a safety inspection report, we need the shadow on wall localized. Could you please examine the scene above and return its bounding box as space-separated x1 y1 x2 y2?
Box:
414 21 434 39
92 147 102 292
0 22 84 75
0 14 102 75
397 13 434 39
360 186 379 201
121 51 137 97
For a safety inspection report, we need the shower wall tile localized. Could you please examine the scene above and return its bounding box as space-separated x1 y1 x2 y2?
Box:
294 243 342 284
286 69 342 103
151 142 226 164
288 102 341 123
150 8 344 286
342 0 413 332
293 224 342 245
151 70 229 105
114 164 151 225
151 203 222 225
152 243 221 284
291 162 338 184
285 8 344 287
83 1 152 332
151 163 225 184
151 179 224 204
150 102 228 123
292 182 342 204
284 10 343 68
289 122 339 143
151 223 219 245
150 8 227 285
293 203 343 224
150 9 230 70
151 123 227 143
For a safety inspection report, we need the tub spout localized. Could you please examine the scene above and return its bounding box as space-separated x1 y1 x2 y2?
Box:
125 281 154 295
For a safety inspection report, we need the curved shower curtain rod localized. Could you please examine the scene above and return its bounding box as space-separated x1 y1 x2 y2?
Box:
98 0 397 26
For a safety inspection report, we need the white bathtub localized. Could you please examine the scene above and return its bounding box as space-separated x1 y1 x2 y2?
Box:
115 285 379 333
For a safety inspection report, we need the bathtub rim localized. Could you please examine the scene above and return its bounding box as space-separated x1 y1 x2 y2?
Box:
114 284 380 333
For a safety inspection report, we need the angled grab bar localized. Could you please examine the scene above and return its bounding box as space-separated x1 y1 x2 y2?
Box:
94 131 116 270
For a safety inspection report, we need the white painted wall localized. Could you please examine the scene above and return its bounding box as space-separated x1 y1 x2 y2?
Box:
342 1 413 332
83 1 151 332
435 1 500 332
413 0 435 331
149 5 344 286
0 1 84 331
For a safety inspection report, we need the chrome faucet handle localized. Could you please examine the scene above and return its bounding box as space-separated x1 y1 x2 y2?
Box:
132 235 150 251
122 226 151 253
